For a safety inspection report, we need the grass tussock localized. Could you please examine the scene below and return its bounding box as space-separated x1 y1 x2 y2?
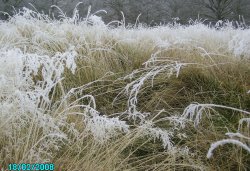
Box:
0 7 250 171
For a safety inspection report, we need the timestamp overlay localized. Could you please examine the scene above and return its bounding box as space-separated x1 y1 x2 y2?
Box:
8 163 55 171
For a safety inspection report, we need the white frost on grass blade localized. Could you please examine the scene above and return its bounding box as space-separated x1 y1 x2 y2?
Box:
238 118 250 130
139 121 173 150
182 103 217 127
207 139 250 159
182 103 250 159
116 56 187 121
225 132 250 140
182 103 250 127
56 93 130 143
85 114 129 143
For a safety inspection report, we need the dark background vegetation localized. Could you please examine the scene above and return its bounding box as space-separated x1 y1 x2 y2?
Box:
1 0 250 25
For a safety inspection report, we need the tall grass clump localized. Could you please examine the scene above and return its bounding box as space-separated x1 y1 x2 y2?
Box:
0 6 250 170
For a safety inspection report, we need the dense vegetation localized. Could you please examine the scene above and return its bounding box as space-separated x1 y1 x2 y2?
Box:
0 6 249 171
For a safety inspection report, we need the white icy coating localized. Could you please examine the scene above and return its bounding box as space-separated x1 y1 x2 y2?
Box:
207 139 250 159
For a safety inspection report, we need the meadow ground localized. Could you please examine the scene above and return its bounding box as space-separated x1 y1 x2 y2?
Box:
0 8 250 171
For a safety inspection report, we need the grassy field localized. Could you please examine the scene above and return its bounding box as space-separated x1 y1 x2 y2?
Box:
0 8 250 171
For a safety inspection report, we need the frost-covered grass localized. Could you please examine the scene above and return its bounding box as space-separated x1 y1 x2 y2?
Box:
0 7 250 170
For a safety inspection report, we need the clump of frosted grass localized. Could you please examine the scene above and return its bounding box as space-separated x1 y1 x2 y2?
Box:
113 53 192 149
0 43 129 162
0 46 129 162
85 114 129 142
57 93 130 143
182 103 250 127
228 29 250 58
138 120 173 150
51 3 107 27
181 103 250 158
1 5 250 61
0 46 80 160
115 52 187 121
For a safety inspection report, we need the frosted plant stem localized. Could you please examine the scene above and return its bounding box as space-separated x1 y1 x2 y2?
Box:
58 81 68 110
21 118 35 162
207 139 250 158
22 133 67 160
200 104 250 115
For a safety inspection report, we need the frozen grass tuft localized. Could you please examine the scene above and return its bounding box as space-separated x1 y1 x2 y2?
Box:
181 103 250 160
0 47 76 162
